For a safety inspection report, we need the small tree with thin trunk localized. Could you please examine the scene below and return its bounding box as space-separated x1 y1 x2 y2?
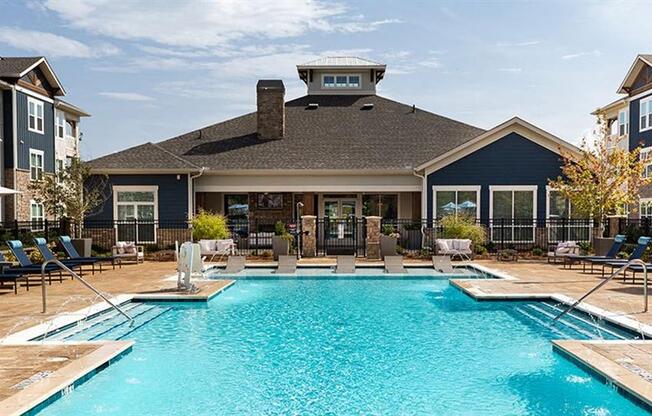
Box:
29 157 109 237
548 114 652 232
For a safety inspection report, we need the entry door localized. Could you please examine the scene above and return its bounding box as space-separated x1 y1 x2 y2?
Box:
324 198 357 219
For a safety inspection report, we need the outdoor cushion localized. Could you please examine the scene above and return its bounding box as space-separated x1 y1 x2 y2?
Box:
436 240 450 252
216 239 235 252
452 239 472 252
115 241 126 254
199 239 216 253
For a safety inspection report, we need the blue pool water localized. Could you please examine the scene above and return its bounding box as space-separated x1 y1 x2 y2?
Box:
38 278 648 415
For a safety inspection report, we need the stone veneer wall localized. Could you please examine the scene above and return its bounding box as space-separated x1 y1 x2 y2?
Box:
4 169 56 222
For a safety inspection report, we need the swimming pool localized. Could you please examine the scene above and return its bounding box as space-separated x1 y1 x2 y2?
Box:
36 277 648 415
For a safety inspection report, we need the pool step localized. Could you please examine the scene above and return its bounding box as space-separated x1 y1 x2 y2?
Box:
514 302 635 341
45 303 171 341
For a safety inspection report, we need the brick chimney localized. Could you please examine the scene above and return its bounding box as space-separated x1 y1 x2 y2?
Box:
256 80 285 140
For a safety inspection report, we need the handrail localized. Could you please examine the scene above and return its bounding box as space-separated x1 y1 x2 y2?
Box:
553 258 648 323
41 258 134 327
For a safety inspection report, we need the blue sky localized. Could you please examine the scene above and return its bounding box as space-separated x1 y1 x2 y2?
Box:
0 0 648 159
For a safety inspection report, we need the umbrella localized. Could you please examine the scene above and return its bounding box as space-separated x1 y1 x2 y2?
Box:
440 202 457 212
0 186 19 195
458 200 477 209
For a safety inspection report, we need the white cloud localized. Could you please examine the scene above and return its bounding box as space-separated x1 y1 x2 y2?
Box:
99 92 154 101
498 67 522 73
0 26 119 58
495 40 540 47
561 50 602 60
42 0 397 49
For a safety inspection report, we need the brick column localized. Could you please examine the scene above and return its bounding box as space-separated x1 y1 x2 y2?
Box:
366 216 381 260
301 215 316 257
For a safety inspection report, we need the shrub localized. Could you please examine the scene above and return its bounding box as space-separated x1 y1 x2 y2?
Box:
274 221 294 242
439 215 487 247
191 210 230 240
474 244 488 255
531 247 544 257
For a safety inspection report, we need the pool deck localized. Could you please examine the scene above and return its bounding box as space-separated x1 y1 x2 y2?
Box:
1 259 652 413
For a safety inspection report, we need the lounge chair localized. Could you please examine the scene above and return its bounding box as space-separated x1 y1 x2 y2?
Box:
34 238 100 274
276 255 297 274
547 241 580 264
59 236 118 269
221 256 246 274
384 255 407 274
335 255 355 274
593 236 652 276
0 272 26 294
563 234 625 271
432 255 455 273
4 241 64 284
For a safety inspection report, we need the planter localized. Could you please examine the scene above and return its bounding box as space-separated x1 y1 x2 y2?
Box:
593 237 614 257
72 238 92 257
380 235 397 259
272 236 290 260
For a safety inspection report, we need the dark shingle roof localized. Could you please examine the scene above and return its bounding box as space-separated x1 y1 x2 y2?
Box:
0 56 42 77
89 142 200 170
89 95 485 171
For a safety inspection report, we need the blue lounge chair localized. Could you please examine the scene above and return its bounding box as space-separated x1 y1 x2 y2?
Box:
594 236 652 276
32 238 95 275
563 234 625 272
59 236 117 270
1 244 62 285
0 272 26 294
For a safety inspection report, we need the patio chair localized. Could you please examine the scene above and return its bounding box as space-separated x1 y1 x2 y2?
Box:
199 239 236 262
33 238 92 274
111 242 144 264
276 255 297 274
546 241 580 264
221 256 246 274
335 255 355 274
59 236 118 270
435 239 473 260
563 235 625 271
0 272 26 294
593 236 652 277
384 255 406 274
5 240 65 284
432 255 455 273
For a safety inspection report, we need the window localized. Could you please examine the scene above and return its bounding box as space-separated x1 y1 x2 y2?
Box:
113 186 158 243
30 200 44 230
55 111 65 139
640 96 652 132
490 186 536 242
65 120 75 138
362 194 398 219
432 186 480 219
322 74 362 89
546 187 591 242
29 149 44 181
56 158 64 175
28 97 44 134
641 199 652 218
224 194 249 220
642 147 652 178
618 109 629 136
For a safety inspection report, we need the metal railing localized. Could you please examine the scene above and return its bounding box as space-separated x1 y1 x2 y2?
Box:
552 259 648 323
41 258 134 327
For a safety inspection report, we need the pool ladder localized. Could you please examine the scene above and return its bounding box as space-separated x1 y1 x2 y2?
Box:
40 258 134 327
552 259 648 323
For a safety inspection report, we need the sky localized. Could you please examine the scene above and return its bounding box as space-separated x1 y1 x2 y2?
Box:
0 0 649 160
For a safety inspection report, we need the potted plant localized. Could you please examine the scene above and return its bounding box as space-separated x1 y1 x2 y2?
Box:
549 114 652 256
380 224 400 258
29 157 109 257
272 221 294 260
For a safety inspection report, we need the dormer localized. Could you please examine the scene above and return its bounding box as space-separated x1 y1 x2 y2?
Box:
297 56 386 95
618 54 652 96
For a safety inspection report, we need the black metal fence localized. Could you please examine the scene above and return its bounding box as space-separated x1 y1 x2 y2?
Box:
605 218 652 244
316 217 366 256
382 218 595 254
227 218 298 256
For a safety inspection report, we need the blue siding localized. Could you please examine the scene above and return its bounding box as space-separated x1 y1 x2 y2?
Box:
15 91 55 172
2 91 13 168
426 132 563 220
629 91 652 150
88 174 189 222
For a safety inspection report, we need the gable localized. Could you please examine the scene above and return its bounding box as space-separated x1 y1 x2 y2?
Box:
631 64 652 93
618 55 652 94
18 66 55 97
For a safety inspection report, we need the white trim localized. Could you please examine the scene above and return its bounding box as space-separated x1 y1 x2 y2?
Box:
112 186 159 243
195 185 421 192
27 97 44 134
417 117 580 174
640 96 652 132
640 198 652 219
618 55 652 94
17 57 66 96
489 185 537 243
15 85 54 104
629 88 652 101
431 185 481 219
321 73 362 89
28 148 44 181
29 199 44 231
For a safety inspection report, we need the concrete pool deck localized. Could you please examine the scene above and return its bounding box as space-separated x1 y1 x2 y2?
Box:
1 259 652 413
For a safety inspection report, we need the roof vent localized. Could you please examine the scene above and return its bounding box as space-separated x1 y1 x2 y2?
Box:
307 103 319 110
361 103 374 110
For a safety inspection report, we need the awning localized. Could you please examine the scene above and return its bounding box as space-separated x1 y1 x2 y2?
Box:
0 186 20 195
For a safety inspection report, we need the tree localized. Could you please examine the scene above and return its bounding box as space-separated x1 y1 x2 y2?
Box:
548 114 652 230
29 157 109 235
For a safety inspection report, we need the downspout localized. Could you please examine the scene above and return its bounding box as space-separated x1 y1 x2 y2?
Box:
188 167 205 219
413 169 426 221
11 85 17 221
